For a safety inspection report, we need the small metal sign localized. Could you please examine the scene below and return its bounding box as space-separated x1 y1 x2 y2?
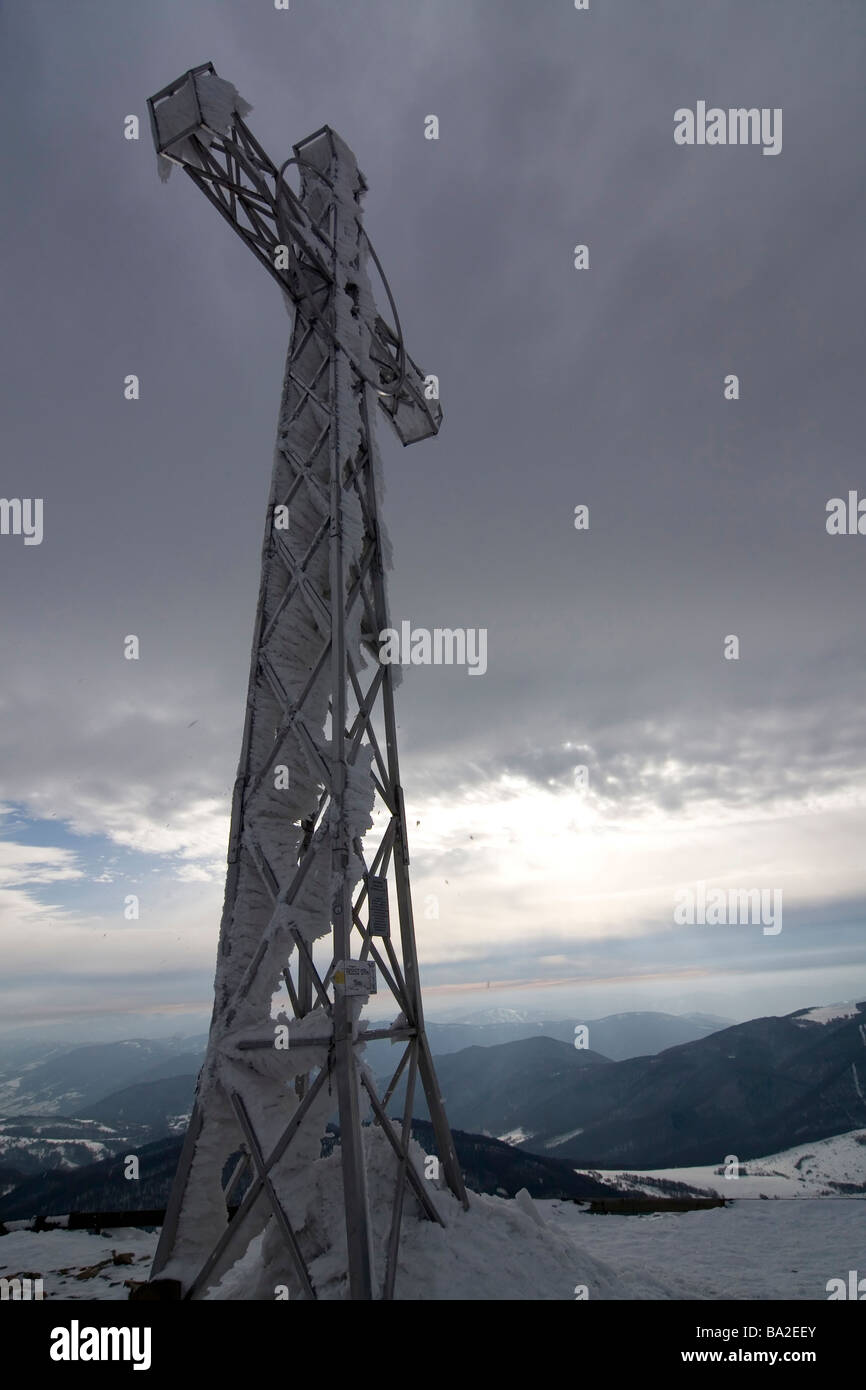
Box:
367 875 391 937
333 960 377 997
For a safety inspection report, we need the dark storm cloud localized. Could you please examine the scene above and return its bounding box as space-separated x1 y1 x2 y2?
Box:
3 0 865 800
2 0 866 1019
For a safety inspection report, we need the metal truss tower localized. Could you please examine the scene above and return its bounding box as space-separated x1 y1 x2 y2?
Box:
144 65 467 1301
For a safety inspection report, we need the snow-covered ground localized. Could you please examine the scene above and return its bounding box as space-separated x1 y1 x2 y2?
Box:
576 1128 866 1198
497 1128 532 1145
0 1226 157 1300
794 1001 863 1026
2 1192 862 1300
0 1134 117 1170
542 1198 865 1301
0 1116 128 1182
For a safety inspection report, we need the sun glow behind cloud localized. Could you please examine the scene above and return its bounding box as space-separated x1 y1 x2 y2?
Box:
403 766 866 966
3 739 866 1027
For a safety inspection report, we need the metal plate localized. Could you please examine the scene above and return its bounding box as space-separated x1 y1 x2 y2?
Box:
333 960 377 997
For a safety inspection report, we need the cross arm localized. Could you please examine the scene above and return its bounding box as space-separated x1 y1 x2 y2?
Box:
147 64 442 445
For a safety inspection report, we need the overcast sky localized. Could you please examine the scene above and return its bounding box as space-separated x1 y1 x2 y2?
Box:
2 0 866 1038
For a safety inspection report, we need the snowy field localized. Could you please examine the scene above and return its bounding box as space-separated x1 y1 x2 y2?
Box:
577 1128 866 1199
0 1226 156 1301
542 1199 865 1301
1 1198 862 1301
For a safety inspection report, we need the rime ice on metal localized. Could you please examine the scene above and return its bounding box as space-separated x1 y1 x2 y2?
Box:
144 65 465 1302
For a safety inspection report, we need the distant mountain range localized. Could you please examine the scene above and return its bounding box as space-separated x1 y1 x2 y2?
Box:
421 1009 730 1063
0 1012 723 1121
0 1084 193 1193
536 1001 866 1167
0 1037 207 1119
384 1035 608 1141
383 995 866 1167
0 1009 728 1156
397 1001 866 1169
1 1003 863 1218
